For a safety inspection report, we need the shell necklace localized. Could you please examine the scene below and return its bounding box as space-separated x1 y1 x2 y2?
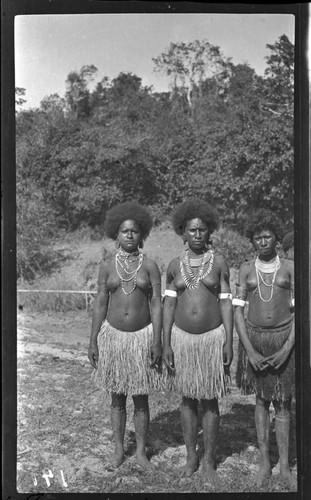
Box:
180 249 214 290
254 255 281 302
116 248 143 295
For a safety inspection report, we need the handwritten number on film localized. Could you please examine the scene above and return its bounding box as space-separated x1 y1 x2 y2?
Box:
32 469 68 487
42 469 54 487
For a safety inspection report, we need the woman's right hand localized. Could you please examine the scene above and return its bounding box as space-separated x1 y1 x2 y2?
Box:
247 349 268 371
88 343 99 369
162 345 175 372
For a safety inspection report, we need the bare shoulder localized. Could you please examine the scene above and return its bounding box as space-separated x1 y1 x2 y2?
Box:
280 257 294 273
214 253 228 265
167 257 180 274
143 255 161 273
96 259 113 287
99 258 112 273
239 259 254 276
213 253 229 271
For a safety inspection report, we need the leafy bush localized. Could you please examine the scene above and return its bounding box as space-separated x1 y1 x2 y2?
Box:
17 185 68 282
212 226 255 269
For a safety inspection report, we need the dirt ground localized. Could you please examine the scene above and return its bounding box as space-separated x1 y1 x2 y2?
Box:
17 309 297 495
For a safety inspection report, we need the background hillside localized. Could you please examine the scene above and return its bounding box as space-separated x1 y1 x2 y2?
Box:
16 35 294 285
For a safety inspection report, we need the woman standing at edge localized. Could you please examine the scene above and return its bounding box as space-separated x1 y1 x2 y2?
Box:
88 201 162 469
162 198 233 481
234 210 295 488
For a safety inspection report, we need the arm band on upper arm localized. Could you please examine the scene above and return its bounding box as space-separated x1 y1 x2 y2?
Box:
291 298 295 307
165 289 178 298
232 298 246 307
218 293 232 300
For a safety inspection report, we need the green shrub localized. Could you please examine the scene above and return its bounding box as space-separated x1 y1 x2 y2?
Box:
212 226 255 269
17 184 68 282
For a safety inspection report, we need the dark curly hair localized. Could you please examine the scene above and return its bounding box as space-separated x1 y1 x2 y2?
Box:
245 209 285 242
104 201 153 240
171 198 220 236
282 231 294 252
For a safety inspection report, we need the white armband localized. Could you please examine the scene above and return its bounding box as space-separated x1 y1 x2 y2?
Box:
165 289 178 298
291 298 295 308
232 298 246 307
218 293 232 300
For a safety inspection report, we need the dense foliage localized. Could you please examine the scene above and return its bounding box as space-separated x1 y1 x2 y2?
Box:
16 36 294 280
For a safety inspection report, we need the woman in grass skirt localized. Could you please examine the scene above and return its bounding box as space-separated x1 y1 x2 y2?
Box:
88 201 162 469
234 209 295 488
162 198 233 481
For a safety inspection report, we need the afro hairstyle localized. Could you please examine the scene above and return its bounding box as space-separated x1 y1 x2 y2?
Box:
244 209 285 242
171 198 220 236
282 231 294 252
104 201 153 240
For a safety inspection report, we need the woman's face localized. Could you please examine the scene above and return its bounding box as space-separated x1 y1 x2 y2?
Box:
253 228 277 257
117 220 141 252
184 218 209 252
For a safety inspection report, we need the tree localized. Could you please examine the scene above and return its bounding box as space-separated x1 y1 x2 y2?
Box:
261 35 294 117
214 33 293 223
153 40 231 107
15 87 26 110
16 177 60 281
15 34 294 238
65 65 98 118
40 93 66 113
89 76 111 119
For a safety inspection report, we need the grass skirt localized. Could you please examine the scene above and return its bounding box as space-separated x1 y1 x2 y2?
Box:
163 324 227 400
92 320 163 395
236 317 295 401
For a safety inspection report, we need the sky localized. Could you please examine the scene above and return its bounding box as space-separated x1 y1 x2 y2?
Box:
14 13 295 110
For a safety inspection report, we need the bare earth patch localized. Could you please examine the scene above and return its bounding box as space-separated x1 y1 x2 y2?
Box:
17 310 297 494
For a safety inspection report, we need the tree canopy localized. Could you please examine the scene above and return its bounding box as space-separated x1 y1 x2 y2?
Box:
16 35 294 279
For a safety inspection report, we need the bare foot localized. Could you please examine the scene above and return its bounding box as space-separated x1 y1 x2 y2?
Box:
202 461 220 483
179 456 198 477
280 467 297 489
254 464 271 486
135 452 156 470
110 448 124 468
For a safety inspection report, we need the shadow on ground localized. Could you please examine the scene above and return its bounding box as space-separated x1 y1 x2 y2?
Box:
125 401 296 468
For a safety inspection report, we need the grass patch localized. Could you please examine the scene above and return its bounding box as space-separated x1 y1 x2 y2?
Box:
18 276 86 312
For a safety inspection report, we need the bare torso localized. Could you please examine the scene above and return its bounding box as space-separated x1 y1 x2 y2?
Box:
245 258 293 327
105 256 153 331
171 255 223 334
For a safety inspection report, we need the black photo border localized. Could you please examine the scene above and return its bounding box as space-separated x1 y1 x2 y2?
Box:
2 2 310 499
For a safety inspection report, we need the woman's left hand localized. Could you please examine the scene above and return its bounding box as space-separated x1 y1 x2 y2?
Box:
150 343 162 368
262 346 290 370
223 342 233 367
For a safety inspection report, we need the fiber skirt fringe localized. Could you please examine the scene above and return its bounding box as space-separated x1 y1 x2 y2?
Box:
164 324 227 400
236 317 295 401
92 320 162 395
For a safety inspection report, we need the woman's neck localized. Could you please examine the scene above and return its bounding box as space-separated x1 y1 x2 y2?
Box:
257 250 277 262
187 248 208 257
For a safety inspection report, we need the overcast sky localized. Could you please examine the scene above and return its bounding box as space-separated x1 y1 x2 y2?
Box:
15 13 295 110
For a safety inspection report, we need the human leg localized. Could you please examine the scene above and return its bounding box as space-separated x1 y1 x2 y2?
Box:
273 398 296 489
110 392 127 467
132 394 154 469
201 398 220 482
179 397 199 476
254 396 271 485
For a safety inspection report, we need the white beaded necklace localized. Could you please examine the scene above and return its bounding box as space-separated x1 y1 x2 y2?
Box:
180 249 214 289
115 248 143 295
254 255 281 302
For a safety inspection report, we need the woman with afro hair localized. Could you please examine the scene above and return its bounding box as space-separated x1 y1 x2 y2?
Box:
88 201 162 470
162 198 233 481
234 209 296 488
